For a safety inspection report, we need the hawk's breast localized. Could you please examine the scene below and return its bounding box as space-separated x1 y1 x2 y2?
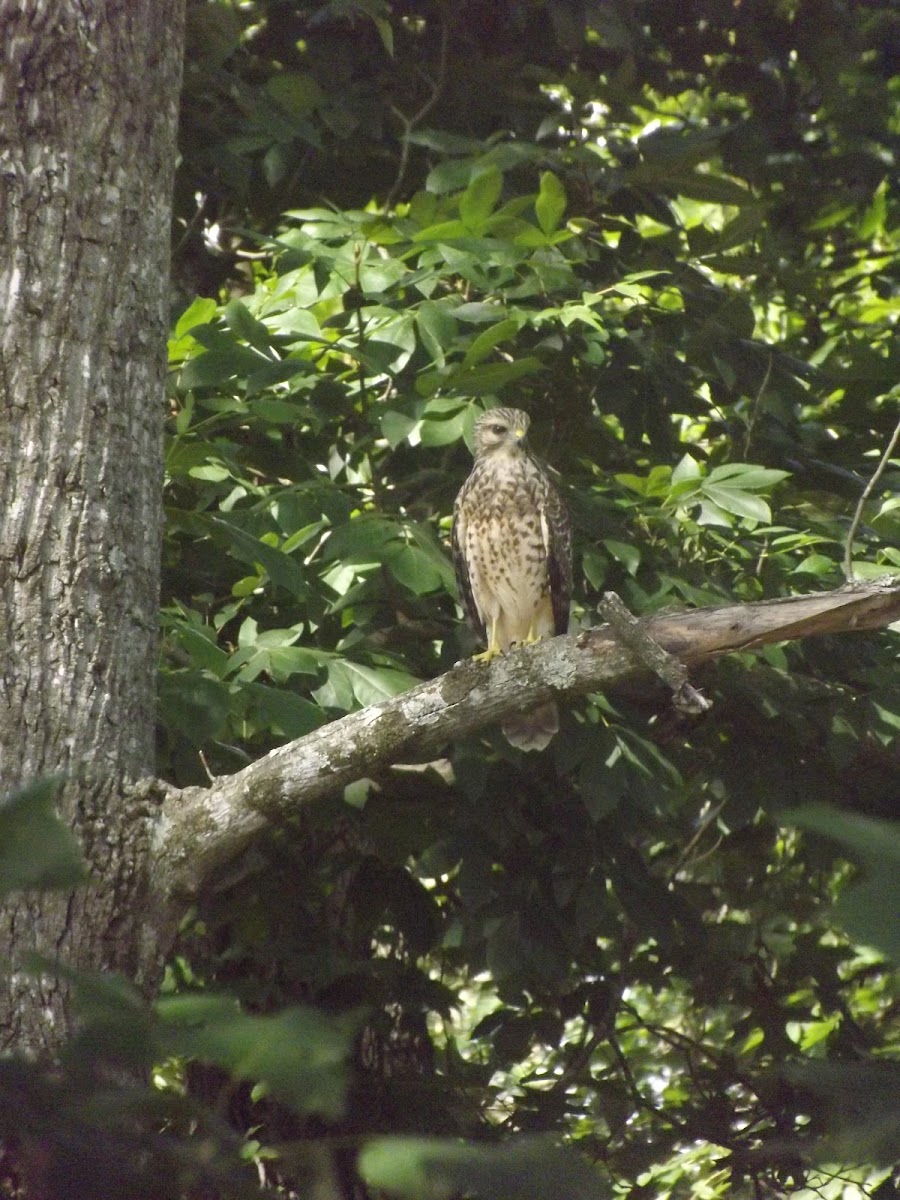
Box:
460 459 552 647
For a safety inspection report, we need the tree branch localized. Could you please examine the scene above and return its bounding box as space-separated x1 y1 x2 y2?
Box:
153 579 900 901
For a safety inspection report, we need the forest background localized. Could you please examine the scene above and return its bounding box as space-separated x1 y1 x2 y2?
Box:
1 1 899 1198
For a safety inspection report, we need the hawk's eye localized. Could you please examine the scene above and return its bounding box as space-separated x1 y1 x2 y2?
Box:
489 423 507 435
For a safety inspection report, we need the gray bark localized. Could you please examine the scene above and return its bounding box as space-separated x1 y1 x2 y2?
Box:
153 578 900 903
0 0 184 1053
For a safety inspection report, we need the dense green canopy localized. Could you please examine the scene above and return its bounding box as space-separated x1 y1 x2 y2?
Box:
156 2 900 1195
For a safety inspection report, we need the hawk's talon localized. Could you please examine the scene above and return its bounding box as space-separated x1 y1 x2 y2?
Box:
473 616 502 663
472 643 502 664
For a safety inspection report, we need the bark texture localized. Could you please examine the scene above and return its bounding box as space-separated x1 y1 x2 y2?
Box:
154 579 900 902
0 0 184 1053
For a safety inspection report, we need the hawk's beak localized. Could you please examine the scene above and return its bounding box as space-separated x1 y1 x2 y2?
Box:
515 428 526 439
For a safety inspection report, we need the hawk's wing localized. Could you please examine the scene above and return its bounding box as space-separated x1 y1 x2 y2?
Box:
538 469 572 636
451 478 486 641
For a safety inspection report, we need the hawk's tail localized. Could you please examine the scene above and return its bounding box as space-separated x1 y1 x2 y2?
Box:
501 702 559 752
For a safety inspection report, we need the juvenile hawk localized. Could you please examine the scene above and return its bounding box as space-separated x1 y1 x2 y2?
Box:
452 408 572 751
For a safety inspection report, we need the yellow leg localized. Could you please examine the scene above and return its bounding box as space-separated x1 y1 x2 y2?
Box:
522 616 543 645
473 617 502 663
520 619 542 648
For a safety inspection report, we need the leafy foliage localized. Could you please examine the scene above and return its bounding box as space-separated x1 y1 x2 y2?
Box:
157 1 900 1196
0 794 352 1198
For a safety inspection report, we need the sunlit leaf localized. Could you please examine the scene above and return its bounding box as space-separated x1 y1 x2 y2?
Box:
535 171 567 236
459 167 503 230
703 485 771 523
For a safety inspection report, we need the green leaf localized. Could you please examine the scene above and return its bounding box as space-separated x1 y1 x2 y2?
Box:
579 740 625 821
857 178 887 239
703 485 771 523
322 517 403 564
423 163 475 196
172 296 218 341
373 15 393 57
158 669 231 745
459 167 503 231
419 403 469 446
671 454 702 484
407 522 457 590
168 621 230 676
452 302 509 323
179 344 263 390
267 71 323 117
245 683 326 739
581 547 607 590
382 409 420 447
792 553 836 576
535 171 567 236
787 805 900 961
416 301 459 367
188 463 231 482
210 517 308 596
664 171 752 205
462 318 520 368
230 640 323 684
412 218 472 242
0 779 85 897
250 397 306 423
689 204 766 254
706 463 789 489
696 498 733 526
264 306 321 340
385 544 444 594
157 997 353 1118
358 1136 606 1200
418 356 542 398
602 539 641 576
313 659 419 710
406 131 484 155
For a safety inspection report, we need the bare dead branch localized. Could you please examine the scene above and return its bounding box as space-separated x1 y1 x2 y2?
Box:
599 591 712 713
153 579 900 902
382 21 449 213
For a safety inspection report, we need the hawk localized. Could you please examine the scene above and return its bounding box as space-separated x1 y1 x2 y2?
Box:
452 408 572 751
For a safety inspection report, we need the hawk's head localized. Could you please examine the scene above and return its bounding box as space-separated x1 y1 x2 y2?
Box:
473 408 530 458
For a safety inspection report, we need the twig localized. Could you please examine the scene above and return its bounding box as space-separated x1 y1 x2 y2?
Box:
600 592 712 714
351 243 369 410
173 191 208 255
668 799 726 882
843 406 900 581
382 22 449 213
744 352 773 459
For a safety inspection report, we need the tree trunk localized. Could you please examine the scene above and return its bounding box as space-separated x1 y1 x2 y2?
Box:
0 0 184 1054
